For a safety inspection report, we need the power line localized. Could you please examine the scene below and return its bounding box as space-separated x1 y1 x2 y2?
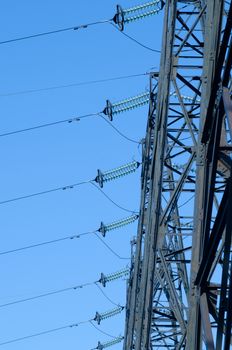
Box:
0 73 148 97
0 230 95 256
0 281 95 309
0 113 141 146
0 215 138 257
0 226 129 259
98 114 140 144
94 283 121 307
0 177 138 211
0 114 98 138
0 17 162 53
0 19 111 46
0 113 98 138
0 268 129 309
0 319 91 347
0 179 91 205
0 26 75 45
89 320 119 340
0 88 155 140
0 306 125 346
90 182 138 214
0 279 124 310
110 23 161 53
94 233 130 260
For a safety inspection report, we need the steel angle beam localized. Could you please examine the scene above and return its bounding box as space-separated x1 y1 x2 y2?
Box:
187 1 232 349
123 1 232 349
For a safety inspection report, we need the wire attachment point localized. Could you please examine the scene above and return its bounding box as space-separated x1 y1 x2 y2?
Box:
103 92 150 119
99 268 130 287
113 5 125 31
103 100 113 121
94 306 124 325
113 1 164 31
98 214 139 237
95 161 140 188
96 336 124 349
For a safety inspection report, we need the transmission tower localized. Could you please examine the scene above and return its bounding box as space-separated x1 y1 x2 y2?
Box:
124 0 232 349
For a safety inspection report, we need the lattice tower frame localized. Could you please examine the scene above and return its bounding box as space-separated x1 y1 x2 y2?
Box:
123 0 232 349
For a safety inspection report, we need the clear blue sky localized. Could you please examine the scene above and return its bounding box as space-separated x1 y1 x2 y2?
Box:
0 1 163 349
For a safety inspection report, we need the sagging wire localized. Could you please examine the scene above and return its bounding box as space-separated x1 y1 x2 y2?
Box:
0 306 124 346
110 0 164 52
0 1 165 46
89 321 121 341
97 114 140 144
0 113 98 138
0 320 89 346
0 267 129 309
0 72 148 97
0 160 140 205
0 179 90 205
110 22 161 53
0 113 140 145
0 90 151 142
94 283 121 308
0 230 96 256
0 214 138 256
94 233 130 260
0 19 111 46
0 281 94 309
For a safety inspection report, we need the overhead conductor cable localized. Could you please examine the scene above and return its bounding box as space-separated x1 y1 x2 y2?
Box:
0 267 129 308
0 305 125 346
0 160 140 205
0 214 138 255
0 1 165 45
0 88 199 138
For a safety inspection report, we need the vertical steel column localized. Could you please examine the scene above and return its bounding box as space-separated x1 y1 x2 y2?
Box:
187 1 232 349
186 1 224 348
124 0 232 349
134 1 177 348
123 74 159 350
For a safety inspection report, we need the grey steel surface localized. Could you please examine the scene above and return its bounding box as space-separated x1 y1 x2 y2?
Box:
124 0 232 349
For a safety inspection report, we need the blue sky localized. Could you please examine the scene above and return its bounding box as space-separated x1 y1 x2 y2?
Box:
0 1 163 349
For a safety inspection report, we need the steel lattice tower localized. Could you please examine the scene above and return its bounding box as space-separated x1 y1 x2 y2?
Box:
124 0 232 349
